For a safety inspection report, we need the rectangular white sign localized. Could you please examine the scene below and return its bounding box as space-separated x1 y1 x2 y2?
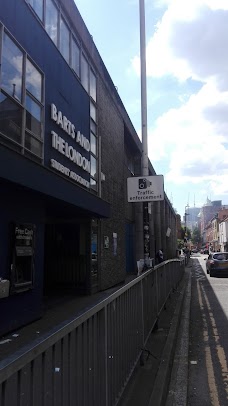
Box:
127 175 164 202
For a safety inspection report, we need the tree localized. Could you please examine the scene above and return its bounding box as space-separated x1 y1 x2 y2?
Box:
192 227 201 245
181 226 191 240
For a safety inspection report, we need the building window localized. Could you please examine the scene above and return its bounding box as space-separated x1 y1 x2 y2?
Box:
1 32 23 102
90 155 97 178
90 101 96 123
26 59 42 101
72 38 80 76
45 0 58 46
90 178 97 192
0 91 23 144
25 132 42 157
28 0 43 21
90 132 97 156
81 54 89 92
90 119 96 135
26 0 98 105
0 28 44 160
90 69 96 102
25 95 42 137
60 17 70 63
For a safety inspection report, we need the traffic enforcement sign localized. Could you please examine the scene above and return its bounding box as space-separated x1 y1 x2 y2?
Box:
127 175 164 202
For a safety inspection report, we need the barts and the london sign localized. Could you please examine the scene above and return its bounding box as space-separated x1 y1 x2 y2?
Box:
50 103 90 188
127 175 164 202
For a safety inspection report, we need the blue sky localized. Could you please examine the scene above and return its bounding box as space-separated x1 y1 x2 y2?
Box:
75 0 228 217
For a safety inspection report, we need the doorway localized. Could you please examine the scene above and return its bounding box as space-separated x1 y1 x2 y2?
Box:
44 221 89 300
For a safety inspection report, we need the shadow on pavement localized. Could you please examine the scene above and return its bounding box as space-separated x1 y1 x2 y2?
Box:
188 257 228 406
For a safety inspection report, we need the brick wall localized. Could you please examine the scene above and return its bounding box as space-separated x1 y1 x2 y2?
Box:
98 79 126 290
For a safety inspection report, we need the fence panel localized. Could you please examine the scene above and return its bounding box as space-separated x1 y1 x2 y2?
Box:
142 271 157 341
0 259 185 406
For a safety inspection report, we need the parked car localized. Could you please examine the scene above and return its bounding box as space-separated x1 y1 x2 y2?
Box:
191 248 198 253
205 252 228 277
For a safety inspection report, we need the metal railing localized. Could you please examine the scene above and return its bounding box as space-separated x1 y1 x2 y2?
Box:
0 258 185 406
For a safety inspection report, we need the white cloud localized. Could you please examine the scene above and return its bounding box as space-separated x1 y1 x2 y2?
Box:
148 81 228 193
133 0 228 86
132 0 228 198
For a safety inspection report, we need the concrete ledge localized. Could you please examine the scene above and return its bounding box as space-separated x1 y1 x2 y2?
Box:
148 269 191 406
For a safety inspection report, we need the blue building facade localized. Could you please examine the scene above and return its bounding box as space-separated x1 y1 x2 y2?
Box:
0 0 111 335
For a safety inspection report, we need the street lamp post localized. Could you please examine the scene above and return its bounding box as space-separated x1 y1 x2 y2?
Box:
139 0 148 178
139 0 150 263
184 204 189 243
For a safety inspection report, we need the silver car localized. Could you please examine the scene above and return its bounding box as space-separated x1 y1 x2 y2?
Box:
205 252 228 277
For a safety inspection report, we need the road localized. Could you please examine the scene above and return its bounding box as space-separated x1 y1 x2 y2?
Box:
188 253 228 405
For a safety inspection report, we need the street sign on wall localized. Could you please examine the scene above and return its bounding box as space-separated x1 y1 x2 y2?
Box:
127 175 164 202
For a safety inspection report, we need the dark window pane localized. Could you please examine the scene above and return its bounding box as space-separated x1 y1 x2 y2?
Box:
90 132 96 156
90 119 96 135
90 101 96 122
60 18 70 63
46 0 58 46
91 155 97 178
2 33 23 102
81 54 89 92
26 95 42 137
72 38 80 76
28 0 43 20
90 178 97 192
90 69 96 102
26 59 42 101
25 132 42 157
0 92 22 143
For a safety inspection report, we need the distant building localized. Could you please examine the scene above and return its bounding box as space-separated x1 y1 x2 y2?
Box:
219 217 228 252
200 198 222 234
185 206 200 231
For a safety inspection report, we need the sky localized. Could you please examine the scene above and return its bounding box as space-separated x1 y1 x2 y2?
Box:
75 0 228 218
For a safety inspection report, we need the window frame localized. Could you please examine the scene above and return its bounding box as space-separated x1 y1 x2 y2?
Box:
89 68 97 102
71 36 80 77
45 0 59 46
81 52 89 92
0 25 44 162
60 15 70 64
1 30 24 103
27 0 44 22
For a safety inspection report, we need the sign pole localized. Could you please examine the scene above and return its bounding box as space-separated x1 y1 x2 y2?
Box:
139 0 149 262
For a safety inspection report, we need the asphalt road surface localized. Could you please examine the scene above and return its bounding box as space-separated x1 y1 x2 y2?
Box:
188 253 228 405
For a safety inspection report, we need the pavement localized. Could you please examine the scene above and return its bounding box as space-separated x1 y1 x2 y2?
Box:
119 260 192 406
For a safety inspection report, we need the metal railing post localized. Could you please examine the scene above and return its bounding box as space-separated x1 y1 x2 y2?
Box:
104 306 109 406
140 279 145 346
